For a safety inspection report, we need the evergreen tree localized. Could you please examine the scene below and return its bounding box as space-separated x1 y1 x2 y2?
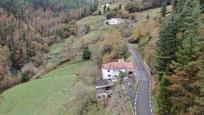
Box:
156 0 203 114
119 4 122 10
172 0 201 71
103 5 106 13
83 46 91 60
157 77 171 115
155 15 177 79
172 0 186 14
200 0 204 12
90 0 98 12
107 7 110 12
161 0 167 17
98 10 101 15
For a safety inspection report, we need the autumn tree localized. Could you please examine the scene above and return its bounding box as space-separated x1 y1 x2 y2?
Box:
156 0 204 114
103 29 127 63
169 62 202 114
0 46 11 81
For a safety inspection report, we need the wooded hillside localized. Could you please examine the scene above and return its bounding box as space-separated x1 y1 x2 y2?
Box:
155 0 204 114
0 0 98 92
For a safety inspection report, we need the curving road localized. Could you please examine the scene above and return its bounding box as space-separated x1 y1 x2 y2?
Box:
127 43 153 115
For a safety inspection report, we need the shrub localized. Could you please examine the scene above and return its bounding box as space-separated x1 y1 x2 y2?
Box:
125 2 139 13
83 46 91 60
21 71 30 83
107 7 110 12
119 4 122 10
106 10 129 19
98 10 101 15
106 12 113 19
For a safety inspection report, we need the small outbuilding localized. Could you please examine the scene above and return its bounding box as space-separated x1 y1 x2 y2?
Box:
95 79 114 101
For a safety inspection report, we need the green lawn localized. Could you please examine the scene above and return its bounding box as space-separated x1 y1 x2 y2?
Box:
49 38 73 54
133 5 172 19
0 61 95 115
77 15 106 31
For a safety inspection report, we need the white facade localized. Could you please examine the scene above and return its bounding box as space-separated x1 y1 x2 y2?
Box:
102 68 126 81
102 59 135 82
104 18 124 25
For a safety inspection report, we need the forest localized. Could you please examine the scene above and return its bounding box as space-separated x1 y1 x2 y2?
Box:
0 0 98 92
155 0 204 114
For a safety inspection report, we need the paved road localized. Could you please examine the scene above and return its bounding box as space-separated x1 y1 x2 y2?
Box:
127 43 152 115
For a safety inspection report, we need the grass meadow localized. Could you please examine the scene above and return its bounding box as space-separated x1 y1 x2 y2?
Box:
0 61 98 115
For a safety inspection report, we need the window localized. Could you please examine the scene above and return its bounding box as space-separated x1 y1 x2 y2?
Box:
108 75 111 77
97 96 101 99
129 71 133 74
107 70 110 72
106 87 110 90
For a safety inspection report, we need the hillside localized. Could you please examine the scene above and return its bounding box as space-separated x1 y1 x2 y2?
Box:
0 0 98 92
0 0 204 115
0 0 91 12
0 61 104 115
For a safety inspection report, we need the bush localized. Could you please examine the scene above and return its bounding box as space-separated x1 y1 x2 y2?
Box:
21 71 30 83
98 10 101 15
106 12 113 19
106 10 129 19
125 2 139 13
83 46 91 60
119 4 122 10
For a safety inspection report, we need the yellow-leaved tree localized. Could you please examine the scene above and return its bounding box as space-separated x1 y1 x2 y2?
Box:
103 28 127 63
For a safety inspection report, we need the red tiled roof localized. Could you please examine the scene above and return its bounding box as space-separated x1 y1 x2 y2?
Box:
102 61 135 71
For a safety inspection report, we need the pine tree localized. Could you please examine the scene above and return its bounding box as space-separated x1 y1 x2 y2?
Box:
200 0 204 12
83 46 91 60
98 10 101 15
119 4 122 10
103 5 106 13
107 7 110 12
172 0 201 71
157 77 171 115
161 0 167 17
155 15 177 79
172 0 186 14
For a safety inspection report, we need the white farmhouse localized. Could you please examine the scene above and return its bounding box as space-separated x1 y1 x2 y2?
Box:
102 59 135 81
104 18 124 25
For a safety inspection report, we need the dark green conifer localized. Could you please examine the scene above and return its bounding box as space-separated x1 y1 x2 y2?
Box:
119 4 122 10
82 46 91 60
98 10 101 15
161 0 167 17
157 77 171 115
155 15 177 79
172 0 201 70
107 7 110 12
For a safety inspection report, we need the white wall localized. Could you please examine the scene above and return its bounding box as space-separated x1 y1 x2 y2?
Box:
102 68 126 80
